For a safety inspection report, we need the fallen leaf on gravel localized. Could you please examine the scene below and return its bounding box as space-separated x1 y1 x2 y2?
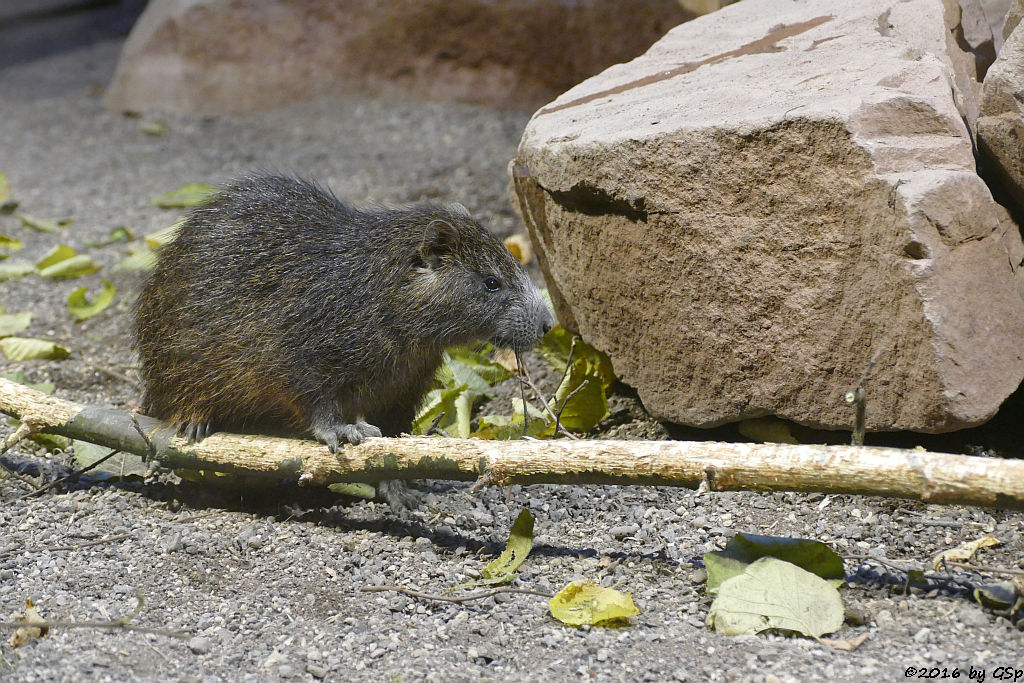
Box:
327 483 376 499
706 557 844 638
932 535 1001 570
0 337 70 361
85 226 133 247
39 254 100 279
0 262 35 281
0 311 31 337
549 580 639 627
1 370 54 394
973 581 1021 610
15 211 61 233
73 440 148 480
67 280 116 320
705 533 845 594
151 183 216 208
113 246 156 271
139 119 167 136
0 233 23 253
820 632 869 651
482 508 534 582
35 244 76 270
8 599 48 648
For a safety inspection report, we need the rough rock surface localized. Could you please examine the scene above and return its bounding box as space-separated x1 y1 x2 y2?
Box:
103 0 692 115
978 0 1024 212
513 0 1024 433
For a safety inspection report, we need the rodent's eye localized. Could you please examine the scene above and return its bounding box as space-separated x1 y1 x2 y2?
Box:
483 276 502 292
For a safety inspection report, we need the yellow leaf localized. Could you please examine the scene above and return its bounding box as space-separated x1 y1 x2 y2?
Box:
549 580 639 627
933 536 1001 570
482 508 534 581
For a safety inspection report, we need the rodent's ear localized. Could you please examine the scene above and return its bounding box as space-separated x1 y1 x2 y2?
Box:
418 219 458 269
448 202 471 219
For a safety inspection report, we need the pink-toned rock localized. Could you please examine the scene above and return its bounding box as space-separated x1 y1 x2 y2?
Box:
103 0 692 116
978 0 1024 213
513 0 1024 433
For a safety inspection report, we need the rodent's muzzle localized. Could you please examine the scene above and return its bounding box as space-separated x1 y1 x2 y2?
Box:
499 287 555 354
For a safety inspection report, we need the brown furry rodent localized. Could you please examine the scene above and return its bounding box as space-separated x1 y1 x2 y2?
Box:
134 174 554 450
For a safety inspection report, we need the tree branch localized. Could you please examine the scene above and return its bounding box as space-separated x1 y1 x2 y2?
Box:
2 377 1022 509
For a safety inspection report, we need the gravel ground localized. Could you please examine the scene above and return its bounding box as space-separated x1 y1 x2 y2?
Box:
2 38 1024 683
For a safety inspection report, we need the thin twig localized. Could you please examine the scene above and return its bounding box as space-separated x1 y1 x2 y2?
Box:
18 449 124 501
0 619 188 639
91 366 140 390
518 364 578 440
942 560 1024 577
130 410 156 459
516 349 530 439
425 412 451 438
360 584 553 603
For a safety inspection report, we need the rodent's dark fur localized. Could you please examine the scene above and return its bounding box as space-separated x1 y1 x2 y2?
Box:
134 174 554 450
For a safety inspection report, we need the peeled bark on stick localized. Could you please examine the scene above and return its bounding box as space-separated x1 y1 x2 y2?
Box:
1 376 1022 509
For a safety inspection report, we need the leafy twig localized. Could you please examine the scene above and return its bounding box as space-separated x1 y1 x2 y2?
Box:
360 584 553 603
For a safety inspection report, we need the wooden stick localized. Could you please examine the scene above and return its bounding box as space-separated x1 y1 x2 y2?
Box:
1 377 1022 509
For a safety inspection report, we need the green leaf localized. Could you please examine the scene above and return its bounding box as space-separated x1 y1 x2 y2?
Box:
67 280 116 320
549 357 608 433
72 440 148 480
39 254 100 279
15 211 61 233
85 226 133 248
482 508 534 582
0 311 32 337
704 533 845 595
113 247 157 271
327 483 376 499
536 326 616 389
441 354 493 395
411 385 466 436
549 580 640 627
706 557 844 637
0 234 23 252
145 219 183 248
1 371 55 394
139 119 168 136
0 262 35 281
738 417 798 444
445 345 510 385
0 337 70 361
35 244 77 270
151 183 216 209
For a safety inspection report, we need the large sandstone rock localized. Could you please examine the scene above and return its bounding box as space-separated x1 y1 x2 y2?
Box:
513 0 1024 433
103 0 692 115
978 0 1024 212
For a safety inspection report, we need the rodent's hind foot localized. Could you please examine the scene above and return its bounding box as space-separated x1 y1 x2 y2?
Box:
177 420 215 444
313 418 382 452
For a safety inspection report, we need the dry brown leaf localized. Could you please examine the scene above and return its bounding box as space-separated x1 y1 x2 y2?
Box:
819 632 869 651
932 535 1001 570
8 598 48 648
503 234 533 265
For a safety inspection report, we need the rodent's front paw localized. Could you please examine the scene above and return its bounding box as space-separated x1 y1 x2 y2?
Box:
314 420 382 451
177 420 215 444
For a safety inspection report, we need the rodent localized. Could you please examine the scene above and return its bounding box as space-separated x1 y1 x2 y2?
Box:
133 173 555 451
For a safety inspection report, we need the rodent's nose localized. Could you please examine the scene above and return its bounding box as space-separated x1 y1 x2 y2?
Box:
538 305 555 337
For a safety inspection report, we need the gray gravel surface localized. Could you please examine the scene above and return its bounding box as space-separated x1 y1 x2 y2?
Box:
2 39 1024 683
